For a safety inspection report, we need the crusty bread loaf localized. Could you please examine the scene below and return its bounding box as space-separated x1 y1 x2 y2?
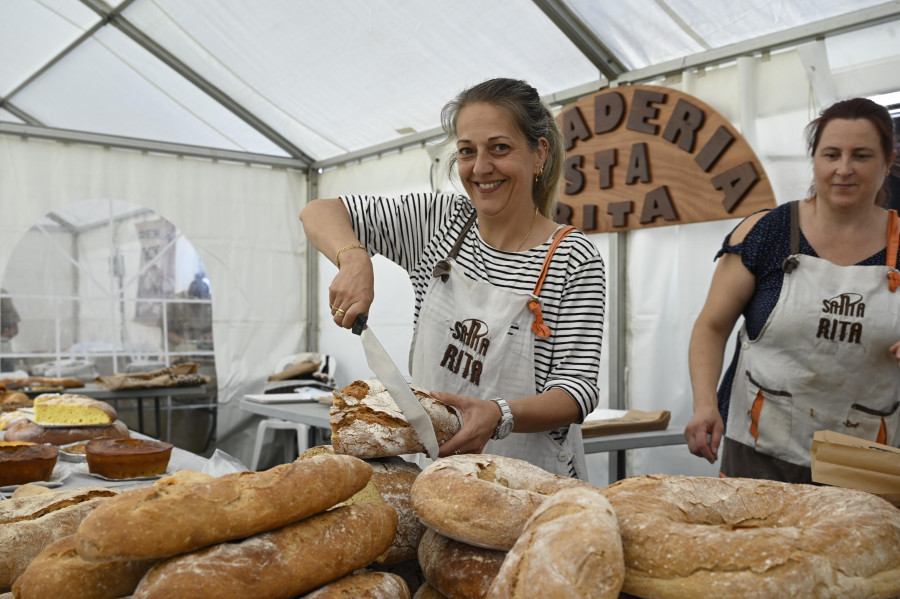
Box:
410 454 593 551
486 487 624 598
368 559 427 597
10 482 57 499
131 502 398 599
153 469 214 486
12 534 157 599
0 390 30 411
0 486 118 587
0 441 58 486
301 445 425 565
601 475 900 599
302 571 410 598
76 453 372 561
413 582 447 599
4 418 129 445
330 379 460 458
32 394 117 425
418 528 506 599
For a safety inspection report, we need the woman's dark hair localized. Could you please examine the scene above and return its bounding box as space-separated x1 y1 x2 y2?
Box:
441 78 564 218
805 97 898 206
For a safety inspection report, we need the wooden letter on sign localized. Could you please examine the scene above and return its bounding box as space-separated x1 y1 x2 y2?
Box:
557 85 775 232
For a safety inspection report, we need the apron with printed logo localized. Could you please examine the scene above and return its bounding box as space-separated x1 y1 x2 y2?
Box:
410 213 588 478
725 203 900 470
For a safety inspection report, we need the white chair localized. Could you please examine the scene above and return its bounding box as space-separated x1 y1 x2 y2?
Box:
249 419 309 471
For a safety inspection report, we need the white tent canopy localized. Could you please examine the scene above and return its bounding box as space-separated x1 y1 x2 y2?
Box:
2 0 900 480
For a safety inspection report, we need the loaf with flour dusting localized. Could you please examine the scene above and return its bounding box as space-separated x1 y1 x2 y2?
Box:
302 571 410 598
418 528 506 599
330 379 460 458
131 502 398 599
76 453 372 561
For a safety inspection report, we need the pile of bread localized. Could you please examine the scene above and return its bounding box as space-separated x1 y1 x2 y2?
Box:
1 378 899 599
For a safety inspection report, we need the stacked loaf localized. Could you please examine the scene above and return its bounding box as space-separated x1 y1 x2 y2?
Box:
9 454 403 599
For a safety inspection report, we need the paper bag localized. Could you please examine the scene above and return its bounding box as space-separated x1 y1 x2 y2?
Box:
810 430 900 508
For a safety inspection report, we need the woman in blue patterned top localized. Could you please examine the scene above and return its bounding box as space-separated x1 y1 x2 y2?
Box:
300 79 605 478
685 98 900 483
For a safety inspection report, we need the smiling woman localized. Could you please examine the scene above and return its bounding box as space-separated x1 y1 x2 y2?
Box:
299 78 606 479
684 97 900 483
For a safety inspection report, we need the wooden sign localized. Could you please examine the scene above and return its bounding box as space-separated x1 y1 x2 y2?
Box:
555 85 775 232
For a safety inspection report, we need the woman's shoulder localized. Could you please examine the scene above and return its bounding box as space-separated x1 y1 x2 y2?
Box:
728 201 791 245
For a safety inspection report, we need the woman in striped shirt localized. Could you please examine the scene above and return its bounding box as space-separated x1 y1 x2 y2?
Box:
300 78 605 478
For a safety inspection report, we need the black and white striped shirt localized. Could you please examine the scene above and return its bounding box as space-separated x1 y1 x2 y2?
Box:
342 193 605 470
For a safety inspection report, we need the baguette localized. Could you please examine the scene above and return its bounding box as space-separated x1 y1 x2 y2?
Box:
0 487 118 587
330 379 460 458
132 502 398 599
76 453 372 561
12 534 157 599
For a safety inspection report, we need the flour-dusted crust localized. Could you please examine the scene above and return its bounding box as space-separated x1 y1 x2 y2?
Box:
486 487 623 599
330 379 460 459
412 582 447 599
302 571 410 599
75 453 372 561
417 528 506 599
410 454 593 551
131 502 398 599
601 475 900 599
4 418 129 445
0 487 119 587
12 534 157 599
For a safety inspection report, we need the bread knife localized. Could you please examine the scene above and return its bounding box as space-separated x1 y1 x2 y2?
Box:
352 314 440 459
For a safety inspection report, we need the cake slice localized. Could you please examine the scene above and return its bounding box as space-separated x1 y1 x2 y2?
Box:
33 394 117 425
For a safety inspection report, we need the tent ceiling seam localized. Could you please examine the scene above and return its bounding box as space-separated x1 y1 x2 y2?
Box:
79 0 314 166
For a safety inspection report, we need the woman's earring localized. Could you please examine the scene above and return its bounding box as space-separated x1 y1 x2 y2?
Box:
535 166 544 182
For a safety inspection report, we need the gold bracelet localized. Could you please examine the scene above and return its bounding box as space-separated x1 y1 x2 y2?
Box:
335 243 366 268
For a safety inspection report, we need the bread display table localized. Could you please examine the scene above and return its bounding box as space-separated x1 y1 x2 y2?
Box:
239 397 687 482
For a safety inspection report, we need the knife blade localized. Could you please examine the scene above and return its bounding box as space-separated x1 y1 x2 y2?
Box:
352 314 440 459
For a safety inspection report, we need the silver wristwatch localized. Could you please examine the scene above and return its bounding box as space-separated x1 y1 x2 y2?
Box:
491 397 514 440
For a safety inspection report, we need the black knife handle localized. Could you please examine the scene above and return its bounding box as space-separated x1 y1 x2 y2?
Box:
351 313 368 336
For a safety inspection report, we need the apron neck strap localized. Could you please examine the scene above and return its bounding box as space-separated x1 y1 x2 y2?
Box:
528 225 577 339
432 210 477 281
887 209 899 292
782 200 801 274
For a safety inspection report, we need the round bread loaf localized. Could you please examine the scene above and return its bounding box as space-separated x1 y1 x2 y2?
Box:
0 390 31 411
486 487 624 598
330 379 460 458
0 441 58 487
601 475 900 599
12 534 157 599
410 454 593 550
85 438 173 479
32 394 117 425
412 582 447 599
417 528 506 599
4 418 130 445
302 571 410 598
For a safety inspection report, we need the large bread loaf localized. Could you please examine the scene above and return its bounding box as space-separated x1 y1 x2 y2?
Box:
131 502 398 599
76 453 372 561
0 487 118 587
12 534 157 599
417 528 505 599
301 571 410 598
485 487 624 598
330 379 460 458
4 418 129 445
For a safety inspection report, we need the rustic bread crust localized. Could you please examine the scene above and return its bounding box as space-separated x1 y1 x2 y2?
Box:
601 475 900 599
12 534 157 599
0 487 118 587
417 528 506 599
302 571 411 598
131 502 398 599
5 418 129 445
410 454 593 550
412 582 448 599
76 453 372 561
330 379 460 458
486 487 624 599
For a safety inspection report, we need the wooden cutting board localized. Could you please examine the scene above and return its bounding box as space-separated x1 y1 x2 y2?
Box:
582 409 671 438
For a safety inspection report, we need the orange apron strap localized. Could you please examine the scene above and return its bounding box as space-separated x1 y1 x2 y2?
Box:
877 418 887 445
528 225 576 338
887 209 899 292
749 389 764 442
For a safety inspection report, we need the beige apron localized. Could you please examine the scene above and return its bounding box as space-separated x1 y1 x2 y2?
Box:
410 213 587 478
725 203 900 468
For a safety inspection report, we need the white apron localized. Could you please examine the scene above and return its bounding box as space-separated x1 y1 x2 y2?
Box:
725 204 900 468
410 214 588 478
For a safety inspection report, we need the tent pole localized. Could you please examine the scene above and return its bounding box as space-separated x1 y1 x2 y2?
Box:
607 230 628 482
304 171 320 353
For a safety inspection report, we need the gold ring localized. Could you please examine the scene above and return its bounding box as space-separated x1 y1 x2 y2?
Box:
335 308 345 317
330 303 336 310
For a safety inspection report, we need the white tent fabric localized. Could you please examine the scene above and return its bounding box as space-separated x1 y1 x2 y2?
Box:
2 1 900 475
0 135 308 458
